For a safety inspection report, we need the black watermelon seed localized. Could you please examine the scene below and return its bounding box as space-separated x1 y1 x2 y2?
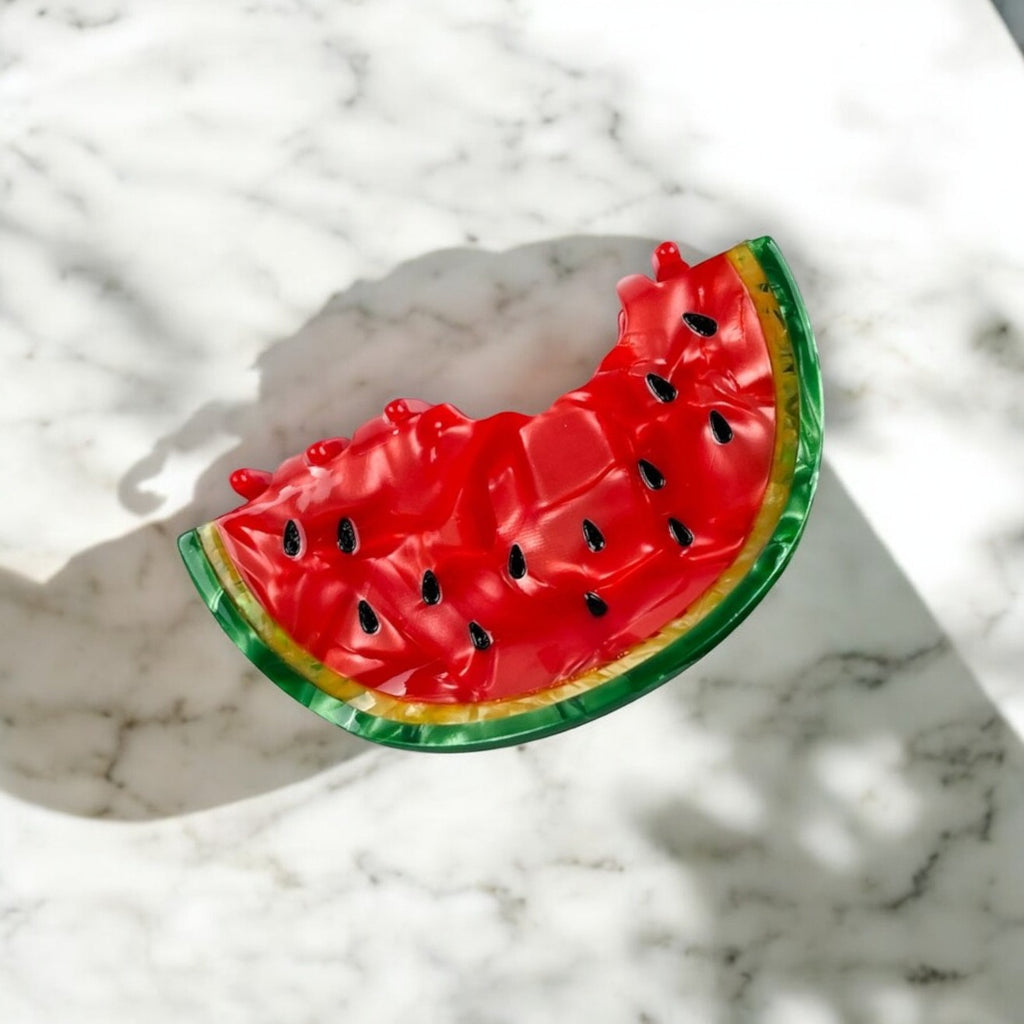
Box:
645 372 677 403
638 459 666 490
682 311 718 337
584 591 608 617
508 544 527 580
582 519 605 552
283 519 301 557
337 517 357 553
668 517 694 547
468 621 492 650
421 570 441 605
709 410 734 443
357 600 379 635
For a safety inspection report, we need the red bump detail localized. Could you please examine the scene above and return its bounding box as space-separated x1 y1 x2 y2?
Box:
305 437 349 466
229 468 272 501
383 398 431 425
652 241 688 282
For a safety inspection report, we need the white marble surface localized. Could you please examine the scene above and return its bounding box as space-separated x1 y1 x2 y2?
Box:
2 0 1023 1021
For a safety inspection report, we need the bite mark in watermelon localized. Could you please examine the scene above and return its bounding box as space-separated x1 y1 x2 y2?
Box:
178 237 823 751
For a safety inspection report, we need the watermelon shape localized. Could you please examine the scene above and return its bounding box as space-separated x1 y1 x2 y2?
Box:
178 237 822 751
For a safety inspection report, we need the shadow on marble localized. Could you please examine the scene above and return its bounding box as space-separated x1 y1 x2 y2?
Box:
630 462 1024 1023
0 515 373 819
0 235 661 819
3 235 1021 1024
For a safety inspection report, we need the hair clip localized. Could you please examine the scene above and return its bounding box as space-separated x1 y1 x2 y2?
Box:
179 237 822 751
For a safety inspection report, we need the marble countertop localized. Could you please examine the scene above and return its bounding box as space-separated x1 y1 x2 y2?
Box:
2 1 1023 1020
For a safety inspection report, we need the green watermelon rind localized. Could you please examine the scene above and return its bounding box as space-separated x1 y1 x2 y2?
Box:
177 235 823 752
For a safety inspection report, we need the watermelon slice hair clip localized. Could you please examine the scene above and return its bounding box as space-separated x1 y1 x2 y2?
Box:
179 237 823 751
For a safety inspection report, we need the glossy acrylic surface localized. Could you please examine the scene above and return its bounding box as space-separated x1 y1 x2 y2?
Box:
179 237 823 749
210 244 777 703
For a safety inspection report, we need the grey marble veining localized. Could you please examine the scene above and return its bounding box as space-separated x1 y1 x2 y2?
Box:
1 0 1023 1020
1 238 1022 1022
3 468 1024 1022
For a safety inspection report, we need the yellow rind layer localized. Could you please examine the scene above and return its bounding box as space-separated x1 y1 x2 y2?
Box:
197 243 800 726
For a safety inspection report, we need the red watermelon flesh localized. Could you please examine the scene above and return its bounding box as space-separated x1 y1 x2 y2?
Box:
209 242 777 704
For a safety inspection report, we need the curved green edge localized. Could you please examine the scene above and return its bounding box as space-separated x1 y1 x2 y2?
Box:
178 236 824 752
